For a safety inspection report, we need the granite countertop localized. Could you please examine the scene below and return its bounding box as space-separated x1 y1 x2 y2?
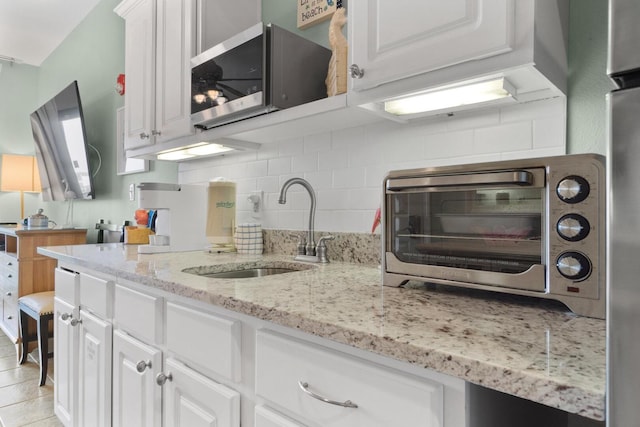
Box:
38 243 605 421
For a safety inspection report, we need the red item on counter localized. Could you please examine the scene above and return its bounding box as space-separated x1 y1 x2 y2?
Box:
134 209 148 226
371 207 381 233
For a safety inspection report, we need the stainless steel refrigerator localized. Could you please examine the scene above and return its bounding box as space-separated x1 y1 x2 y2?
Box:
607 0 640 425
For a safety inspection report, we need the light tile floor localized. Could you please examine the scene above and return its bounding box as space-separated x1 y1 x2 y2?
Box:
0 333 60 427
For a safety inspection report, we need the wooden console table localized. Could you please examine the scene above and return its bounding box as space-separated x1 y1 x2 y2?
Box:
0 225 87 350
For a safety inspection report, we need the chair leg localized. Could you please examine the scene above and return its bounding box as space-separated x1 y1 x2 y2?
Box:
18 309 29 365
36 316 48 386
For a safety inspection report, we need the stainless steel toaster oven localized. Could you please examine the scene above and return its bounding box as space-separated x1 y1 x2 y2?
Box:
382 154 606 318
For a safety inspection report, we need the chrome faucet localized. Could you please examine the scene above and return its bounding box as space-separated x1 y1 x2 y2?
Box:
278 178 335 263
278 177 316 256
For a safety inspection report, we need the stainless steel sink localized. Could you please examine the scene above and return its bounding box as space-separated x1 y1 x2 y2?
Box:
182 262 314 279
198 268 297 279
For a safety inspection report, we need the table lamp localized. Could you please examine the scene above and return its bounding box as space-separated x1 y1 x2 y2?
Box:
0 154 42 220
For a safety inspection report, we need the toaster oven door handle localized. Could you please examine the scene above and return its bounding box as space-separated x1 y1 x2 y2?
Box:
386 170 534 191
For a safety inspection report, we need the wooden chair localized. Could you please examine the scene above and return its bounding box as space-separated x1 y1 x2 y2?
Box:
18 291 54 386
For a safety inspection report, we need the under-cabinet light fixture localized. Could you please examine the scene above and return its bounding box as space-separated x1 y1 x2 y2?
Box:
157 142 235 161
384 77 517 116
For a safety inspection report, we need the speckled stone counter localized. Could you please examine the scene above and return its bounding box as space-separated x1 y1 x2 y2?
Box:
38 243 605 421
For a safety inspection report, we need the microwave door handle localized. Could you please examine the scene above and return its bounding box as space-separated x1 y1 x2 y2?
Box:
386 171 534 191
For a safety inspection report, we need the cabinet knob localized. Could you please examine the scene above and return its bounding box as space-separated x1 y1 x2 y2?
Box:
5 292 11 297
349 64 365 79
139 132 150 139
7 315 12 320
6 262 12 266
156 372 173 386
151 130 161 136
7 274 11 279
136 360 152 373
70 318 82 327
60 313 72 321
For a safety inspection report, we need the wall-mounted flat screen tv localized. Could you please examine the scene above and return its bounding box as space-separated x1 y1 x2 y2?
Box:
30 80 95 201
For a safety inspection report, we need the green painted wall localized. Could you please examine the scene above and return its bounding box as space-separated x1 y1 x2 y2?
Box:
0 0 177 240
567 0 615 155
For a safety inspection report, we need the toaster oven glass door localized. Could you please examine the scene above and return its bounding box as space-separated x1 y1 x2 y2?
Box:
386 169 545 274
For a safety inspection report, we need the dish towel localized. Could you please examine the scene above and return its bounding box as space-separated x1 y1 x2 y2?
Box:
235 223 263 254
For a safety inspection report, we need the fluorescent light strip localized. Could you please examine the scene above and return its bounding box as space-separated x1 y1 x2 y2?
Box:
384 77 516 116
157 143 235 161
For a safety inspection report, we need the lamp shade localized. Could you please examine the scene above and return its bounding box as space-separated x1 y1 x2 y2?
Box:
0 154 41 193
1 154 42 220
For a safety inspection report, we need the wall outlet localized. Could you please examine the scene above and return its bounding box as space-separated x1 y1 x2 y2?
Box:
129 183 135 201
248 190 263 219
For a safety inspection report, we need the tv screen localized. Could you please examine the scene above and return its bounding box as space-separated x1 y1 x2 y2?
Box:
30 81 95 201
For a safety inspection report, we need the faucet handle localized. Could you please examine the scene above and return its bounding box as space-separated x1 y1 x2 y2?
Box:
290 233 307 256
316 235 335 263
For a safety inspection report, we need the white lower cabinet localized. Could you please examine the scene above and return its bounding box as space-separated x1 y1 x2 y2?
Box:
112 329 162 427
77 309 113 427
255 406 305 427
54 267 114 427
55 266 465 427
163 357 240 427
256 330 458 427
54 296 78 426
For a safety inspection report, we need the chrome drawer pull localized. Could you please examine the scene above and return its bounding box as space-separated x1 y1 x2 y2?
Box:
298 381 358 408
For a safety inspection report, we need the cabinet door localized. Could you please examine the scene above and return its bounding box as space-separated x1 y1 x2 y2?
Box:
154 0 195 144
54 297 79 427
163 357 240 427
77 310 113 427
122 0 156 150
112 330 162 427
349 0 515 91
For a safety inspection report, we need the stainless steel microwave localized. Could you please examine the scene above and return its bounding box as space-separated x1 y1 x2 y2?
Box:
382 154 606 318
190 23 331 130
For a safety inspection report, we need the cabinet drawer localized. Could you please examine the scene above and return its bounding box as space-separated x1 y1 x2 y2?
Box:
256 330 444 427
114 284 163 344
3 300 19 338
165 301 241 382
255 406 305 427
55 268 79 306
80 272 114 319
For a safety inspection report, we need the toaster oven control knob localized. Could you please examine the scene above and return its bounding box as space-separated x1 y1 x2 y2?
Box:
557 252 591 281
556 176 590 203
557 214 590 241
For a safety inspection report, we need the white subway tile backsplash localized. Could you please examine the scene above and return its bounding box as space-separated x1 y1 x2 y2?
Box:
424 129 474 159
534 116 566 149
333 167 366 189
303 132 331 152
317 189 350 210
267 157 291 176
318 149 348 171
500 97 565 123
303 170 333 189
348 188 381 210
179 98 565 234
473 121 532 154
278 137 305 156
292 152 318 173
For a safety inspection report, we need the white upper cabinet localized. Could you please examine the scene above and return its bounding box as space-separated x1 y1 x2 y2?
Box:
349 0 515 92
348 0 569 113
115 0 195 150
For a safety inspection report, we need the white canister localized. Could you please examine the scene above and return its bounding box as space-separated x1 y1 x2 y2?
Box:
206 179 236 247
235 223 263 255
